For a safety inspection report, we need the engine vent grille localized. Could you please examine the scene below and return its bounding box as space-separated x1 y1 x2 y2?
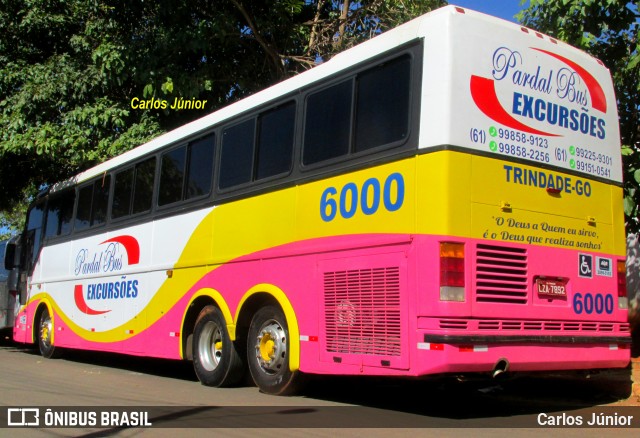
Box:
475 244 528 304
324 267 401 356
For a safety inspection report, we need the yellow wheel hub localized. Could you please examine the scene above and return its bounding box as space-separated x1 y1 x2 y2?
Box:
259 334 275 362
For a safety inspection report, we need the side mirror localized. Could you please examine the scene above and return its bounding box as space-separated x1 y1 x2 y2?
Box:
3 236 21 270
4 243 15 270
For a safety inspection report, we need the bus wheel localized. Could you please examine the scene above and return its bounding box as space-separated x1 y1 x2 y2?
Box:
248 305 302 395
38 307 60 359
192 305 243 387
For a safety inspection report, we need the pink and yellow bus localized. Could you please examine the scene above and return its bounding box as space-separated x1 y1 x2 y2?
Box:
6 5 630 395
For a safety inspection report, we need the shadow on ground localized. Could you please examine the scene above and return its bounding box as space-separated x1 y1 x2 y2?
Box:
1 331 634 422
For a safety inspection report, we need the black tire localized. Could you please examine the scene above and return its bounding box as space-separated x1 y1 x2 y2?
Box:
247 305 303 395
37 307 60 359
192 305 244 387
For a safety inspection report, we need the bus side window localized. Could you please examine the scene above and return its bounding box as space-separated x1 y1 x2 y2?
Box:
185 135 214 200
256 102 295 180
354 55 411 152
24 201 45 273
112 167 134 219
44 190 75 238
75 176 111 230
159 146 187 206
113 157 157 218
303 80 353 165
132 157 157 213
220 119 255 189
92 176 110 226
75 184 93 230
158 134 214 205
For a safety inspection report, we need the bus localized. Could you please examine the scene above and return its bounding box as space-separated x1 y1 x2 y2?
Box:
0 238 18 334
5 5 630 395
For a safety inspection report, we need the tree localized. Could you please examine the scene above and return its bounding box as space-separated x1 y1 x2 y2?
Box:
0 0 445 234
518 0 640 234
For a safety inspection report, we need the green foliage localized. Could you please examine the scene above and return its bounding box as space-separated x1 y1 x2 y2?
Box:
0 0 445 230
519 0 640 234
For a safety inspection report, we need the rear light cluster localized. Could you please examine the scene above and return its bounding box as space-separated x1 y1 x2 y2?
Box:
617 260 628 309
440 242 465 302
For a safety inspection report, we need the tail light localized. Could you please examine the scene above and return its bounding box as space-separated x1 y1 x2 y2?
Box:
617 260 628 309
440 242 465 301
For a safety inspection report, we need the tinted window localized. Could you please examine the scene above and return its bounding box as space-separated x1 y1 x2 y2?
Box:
75 185 93 230
186 134 215 199
303 80 352 165
256 103 295 180
24 200 45 271
44 190 75 238
75 177 110 230
220 119 255 189
132 157 156 214
355 55 411 152
159 146 186 206
0 241 6 277
112 157 156 218
112 168 134 219
91 176 110 227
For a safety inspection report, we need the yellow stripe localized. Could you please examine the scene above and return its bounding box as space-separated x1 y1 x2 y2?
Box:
41 151 624 351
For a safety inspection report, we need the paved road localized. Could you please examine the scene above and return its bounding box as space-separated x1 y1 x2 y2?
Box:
0 334 637 437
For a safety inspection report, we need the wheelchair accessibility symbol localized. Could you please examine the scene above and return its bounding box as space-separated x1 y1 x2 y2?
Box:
579 254 593 278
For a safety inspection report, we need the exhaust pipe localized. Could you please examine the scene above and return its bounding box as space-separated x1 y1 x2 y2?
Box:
492 358 509 378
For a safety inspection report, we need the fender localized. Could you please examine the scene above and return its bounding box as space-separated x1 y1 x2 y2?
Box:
179 288 234 359
236 283 300 372
25 294 55 345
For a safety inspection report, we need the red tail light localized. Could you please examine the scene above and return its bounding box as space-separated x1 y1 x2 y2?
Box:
440 242 464 287
440 242 465 302
617 260 628 309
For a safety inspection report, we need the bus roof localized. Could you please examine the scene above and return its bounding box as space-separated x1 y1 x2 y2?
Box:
57 4 618 190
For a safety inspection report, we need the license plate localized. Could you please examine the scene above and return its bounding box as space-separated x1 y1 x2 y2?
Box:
536 278 567 298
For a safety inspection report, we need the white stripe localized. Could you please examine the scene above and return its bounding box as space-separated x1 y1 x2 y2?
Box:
300 335 309 342
417 342 431 350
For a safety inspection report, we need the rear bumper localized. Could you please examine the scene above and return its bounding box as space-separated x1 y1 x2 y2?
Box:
424 334 632 345
415 332 631 375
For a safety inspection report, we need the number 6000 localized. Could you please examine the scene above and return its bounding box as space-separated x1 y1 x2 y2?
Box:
320 173 405 222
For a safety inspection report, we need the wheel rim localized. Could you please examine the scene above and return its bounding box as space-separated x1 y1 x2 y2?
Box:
254 319 286 375
198 321 223 372
40 312 52 350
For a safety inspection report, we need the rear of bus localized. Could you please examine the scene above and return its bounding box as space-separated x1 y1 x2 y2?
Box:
414 7 630 376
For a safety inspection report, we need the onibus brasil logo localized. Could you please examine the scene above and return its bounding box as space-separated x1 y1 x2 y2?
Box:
73 235 140 315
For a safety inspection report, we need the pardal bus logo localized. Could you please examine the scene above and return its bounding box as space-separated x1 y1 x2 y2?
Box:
470 46 607 139
73 235 140 315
